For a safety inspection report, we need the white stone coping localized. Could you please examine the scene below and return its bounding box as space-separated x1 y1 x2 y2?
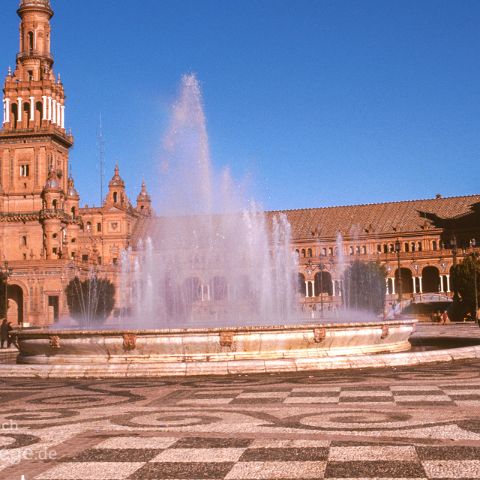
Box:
1 341 480 378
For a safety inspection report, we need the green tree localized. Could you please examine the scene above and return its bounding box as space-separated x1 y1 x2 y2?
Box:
450 254 480 321
65 276 115 325
342 260 387 315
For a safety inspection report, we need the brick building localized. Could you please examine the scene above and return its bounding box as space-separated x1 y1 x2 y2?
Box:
1 1 479 326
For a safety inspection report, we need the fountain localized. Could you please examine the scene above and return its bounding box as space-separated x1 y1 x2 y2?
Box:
14 75 416 374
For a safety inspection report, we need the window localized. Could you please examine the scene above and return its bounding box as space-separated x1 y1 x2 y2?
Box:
113 258 118 265
362 246 367 255
113 192 118 203
97 223 102 233
20 165 29 177
21 236 27 246
86 222 91 232
432 241 437 251
329 247 333 256
82 254 89 262
307 248 312 258
28 31 34 50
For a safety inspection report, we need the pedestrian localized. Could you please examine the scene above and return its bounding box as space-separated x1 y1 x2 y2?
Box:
6 321 13 348
441 310 449 325
1 318 9 348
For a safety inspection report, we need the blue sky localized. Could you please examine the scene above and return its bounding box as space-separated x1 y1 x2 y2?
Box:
1 0 479 210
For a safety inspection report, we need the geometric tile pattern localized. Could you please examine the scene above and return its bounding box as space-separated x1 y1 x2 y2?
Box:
34 437 480 479
1 325 480 480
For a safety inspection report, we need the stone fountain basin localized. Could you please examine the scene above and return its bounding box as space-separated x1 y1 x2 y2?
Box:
15 319 417 365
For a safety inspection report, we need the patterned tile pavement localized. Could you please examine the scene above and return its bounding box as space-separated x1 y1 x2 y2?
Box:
2 324 480 479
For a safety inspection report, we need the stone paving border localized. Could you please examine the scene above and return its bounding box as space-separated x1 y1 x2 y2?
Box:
1 324 480 378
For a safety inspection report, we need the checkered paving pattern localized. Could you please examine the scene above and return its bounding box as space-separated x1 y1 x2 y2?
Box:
167 383 480 407
34 436 480 479
3 325 480 480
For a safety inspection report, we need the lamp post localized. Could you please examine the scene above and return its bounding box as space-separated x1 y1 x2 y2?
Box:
451 235 459 303
1 262 13 320
394 240 403 305
470 239 478 325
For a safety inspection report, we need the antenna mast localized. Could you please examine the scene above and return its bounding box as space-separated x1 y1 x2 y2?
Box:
97 114 106 206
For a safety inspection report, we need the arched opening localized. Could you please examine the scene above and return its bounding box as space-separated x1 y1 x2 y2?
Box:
35 101 43 126
71 207 76 217
52 199 57 210
301 249 306 258
422 266 441 293
314 271 333 296
113 192 118 203
28 31 34 51
395 268 414 295
23 102 30 128
211 276 227 301
298 273 306 297
7 284 24 326
11 103 18 129
183 277 201 304
307 248 312 257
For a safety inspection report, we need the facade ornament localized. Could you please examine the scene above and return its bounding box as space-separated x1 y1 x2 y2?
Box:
219 331 234 348
313 327 326 343
122 333 137 351
49 335 60 349
381 325 389 339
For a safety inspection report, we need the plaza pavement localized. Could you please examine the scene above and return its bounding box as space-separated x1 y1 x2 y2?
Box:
1 324 480 479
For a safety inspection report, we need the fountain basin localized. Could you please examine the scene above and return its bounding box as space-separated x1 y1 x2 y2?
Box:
15 319 417 366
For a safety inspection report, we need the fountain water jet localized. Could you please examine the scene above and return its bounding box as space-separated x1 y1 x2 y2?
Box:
15 75 417 372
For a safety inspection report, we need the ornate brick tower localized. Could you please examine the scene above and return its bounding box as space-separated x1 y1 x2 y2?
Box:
136 181 152 216
1 0 73 213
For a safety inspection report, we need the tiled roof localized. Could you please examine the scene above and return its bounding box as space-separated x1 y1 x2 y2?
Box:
271 195 480 241
131 194 480 245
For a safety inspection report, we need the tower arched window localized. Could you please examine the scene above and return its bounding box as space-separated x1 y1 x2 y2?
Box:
28 31 34 51
113 192 118 203
52 199 57 210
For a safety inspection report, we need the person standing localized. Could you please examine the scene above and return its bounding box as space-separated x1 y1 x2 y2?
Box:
441 310 449 325
1 318 9 348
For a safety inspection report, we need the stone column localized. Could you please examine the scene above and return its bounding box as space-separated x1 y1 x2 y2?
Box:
52 99 57 124
42 96 47 120
29 96 35 121
61 105 65 128
5 98 10 123
48 97 52 121
446 274 451 293
18 97 22 122
413 278 417 294
418 276 423 293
